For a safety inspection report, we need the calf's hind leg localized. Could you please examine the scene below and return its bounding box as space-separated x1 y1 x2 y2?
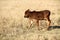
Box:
47 17 51 30
48 17 51 26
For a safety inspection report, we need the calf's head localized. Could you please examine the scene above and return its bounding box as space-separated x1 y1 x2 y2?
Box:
24 9 30 18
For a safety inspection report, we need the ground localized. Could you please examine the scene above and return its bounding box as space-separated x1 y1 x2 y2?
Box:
0 19 60 40
0 0 60 40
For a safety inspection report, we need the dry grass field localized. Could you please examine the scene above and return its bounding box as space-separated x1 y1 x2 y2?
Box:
0 0 60 40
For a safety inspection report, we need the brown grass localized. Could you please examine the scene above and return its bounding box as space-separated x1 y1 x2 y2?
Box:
0 0 60 40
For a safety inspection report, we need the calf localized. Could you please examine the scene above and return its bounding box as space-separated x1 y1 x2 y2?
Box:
24 9 51 30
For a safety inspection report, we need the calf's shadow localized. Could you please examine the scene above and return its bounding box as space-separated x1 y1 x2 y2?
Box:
48 26 60 30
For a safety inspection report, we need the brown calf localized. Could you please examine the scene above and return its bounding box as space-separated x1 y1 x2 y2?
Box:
24 9 51 30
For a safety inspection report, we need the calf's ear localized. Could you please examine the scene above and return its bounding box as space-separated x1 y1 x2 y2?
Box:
27 9 29 11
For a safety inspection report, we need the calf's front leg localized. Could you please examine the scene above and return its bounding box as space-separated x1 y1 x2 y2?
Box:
36 20 41 30
28 19 33 28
